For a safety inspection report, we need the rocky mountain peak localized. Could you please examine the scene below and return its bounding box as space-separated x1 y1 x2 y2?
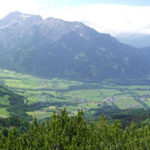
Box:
1 11 43 27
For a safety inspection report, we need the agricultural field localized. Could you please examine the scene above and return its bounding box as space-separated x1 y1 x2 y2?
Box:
0 69 150 119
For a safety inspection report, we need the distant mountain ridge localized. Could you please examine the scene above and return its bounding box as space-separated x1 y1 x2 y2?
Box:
115 33 150 48
0 11 149 81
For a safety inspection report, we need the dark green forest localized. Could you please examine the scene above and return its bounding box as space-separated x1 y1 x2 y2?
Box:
0 109 150 149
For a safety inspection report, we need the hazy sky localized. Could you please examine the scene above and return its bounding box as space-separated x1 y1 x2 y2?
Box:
0 0 150 35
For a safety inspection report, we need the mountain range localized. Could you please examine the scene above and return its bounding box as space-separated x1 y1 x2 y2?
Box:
0 11 149 81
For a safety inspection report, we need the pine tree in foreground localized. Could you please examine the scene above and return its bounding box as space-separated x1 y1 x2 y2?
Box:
0 109 150 149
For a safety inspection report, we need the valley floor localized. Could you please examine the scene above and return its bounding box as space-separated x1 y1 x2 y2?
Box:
0 69 150 120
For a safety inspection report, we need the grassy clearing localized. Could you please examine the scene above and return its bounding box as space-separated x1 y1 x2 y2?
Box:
27 111 52 119
0 95 9 106
0 108 9 118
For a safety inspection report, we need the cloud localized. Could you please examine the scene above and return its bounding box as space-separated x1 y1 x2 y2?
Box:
43 4 150 35
0 0 150 35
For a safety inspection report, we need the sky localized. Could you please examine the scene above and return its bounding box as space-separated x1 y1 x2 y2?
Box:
0 0 150 35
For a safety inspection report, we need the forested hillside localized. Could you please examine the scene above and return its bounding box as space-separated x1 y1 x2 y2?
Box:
0 86 29 118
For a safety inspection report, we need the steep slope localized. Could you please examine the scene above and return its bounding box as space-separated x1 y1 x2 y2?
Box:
0 12 148 81
0 86 28 118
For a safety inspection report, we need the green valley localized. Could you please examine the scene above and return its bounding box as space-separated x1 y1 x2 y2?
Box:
1 69 150 120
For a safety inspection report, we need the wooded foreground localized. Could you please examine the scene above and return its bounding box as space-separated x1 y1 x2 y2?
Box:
0 109 150 150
